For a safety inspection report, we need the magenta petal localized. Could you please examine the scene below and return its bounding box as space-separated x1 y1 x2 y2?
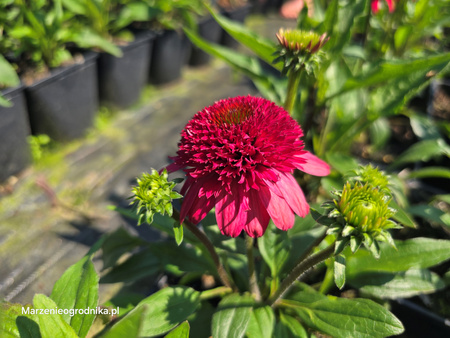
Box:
244 189 270 237
190 195 215 224
259 184 295 231
215 186 246 237
275 171 309 217
371 0 379 13
295 151 330 177
180 181 202 224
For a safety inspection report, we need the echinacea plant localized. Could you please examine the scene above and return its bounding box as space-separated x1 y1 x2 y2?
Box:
124 97 406 336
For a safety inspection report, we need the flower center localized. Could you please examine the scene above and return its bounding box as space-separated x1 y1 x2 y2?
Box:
211 107 252 126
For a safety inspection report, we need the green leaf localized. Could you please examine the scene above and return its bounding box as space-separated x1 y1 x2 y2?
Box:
246 306 275 338
407 204 450 228
325 152 359 174
407 166 450 179
15 316 41 338
103 305 147 338
74 28 122 57
0 55 20 88
369 117 391 150
101 228 145 269
211 293 253 338
164 321 190 338
258 221 291 278
132 286 200 337
334 254 346 289
281 297 404 337
208 9 280 71
337 53 450 96
389 199 416 228
329 0 366 54
390 138 450 168
50 255 98 338
276 312 308 338
349 269 445 299
100 248 160 283
31 294 78 338
183 27 282 104
1 303 28 337
346 238 450 277
173 222 184 246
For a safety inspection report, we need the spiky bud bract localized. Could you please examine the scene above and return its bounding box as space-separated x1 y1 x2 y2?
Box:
312 165 401 259
130 169 182 225
273 28 329 76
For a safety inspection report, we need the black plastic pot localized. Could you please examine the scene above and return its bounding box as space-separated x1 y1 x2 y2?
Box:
221 4 252 48
149 30 185 85
98 32 154 108
188 16 223 67
25 53 99 141
0 85 31 183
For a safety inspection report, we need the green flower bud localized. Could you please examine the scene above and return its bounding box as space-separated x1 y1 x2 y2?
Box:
337 182 396 233
131 169 182 225
313 165 402 258
348 164 391 195
273 28 329 75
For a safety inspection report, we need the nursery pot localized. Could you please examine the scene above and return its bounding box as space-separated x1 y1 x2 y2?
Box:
0 85 31 183
188 16 223 67
149 30 185 85
220 4 253 48
98 32 155 109
25 53 99 141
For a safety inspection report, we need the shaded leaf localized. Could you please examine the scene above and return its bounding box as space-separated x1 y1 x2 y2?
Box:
407 204 450 228
390 138 450 168
346 238 450 277
101 227 145 269
349 269 445 299
275 312 307 338
258 221 291 278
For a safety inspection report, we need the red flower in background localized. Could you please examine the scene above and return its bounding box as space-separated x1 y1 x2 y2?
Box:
371 0 395 13
167 96 330 238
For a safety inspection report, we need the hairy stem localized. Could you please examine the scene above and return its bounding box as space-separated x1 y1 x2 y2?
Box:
172 209 237 291
246 235 262 302
267 243 335 307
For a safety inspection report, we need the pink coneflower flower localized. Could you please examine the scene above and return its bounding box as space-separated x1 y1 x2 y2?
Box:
371 0 395 13
167 96 330 238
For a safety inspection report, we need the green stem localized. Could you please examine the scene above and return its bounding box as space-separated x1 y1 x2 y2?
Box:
199 286 233 300
267 243 335 307
284 69 302 114
172 209 237 292
318 263 335 294
361 0 372 48
246 235 262 302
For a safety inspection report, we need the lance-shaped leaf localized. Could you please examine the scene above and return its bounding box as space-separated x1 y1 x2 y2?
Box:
211 293 254 338
281 297 404 337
